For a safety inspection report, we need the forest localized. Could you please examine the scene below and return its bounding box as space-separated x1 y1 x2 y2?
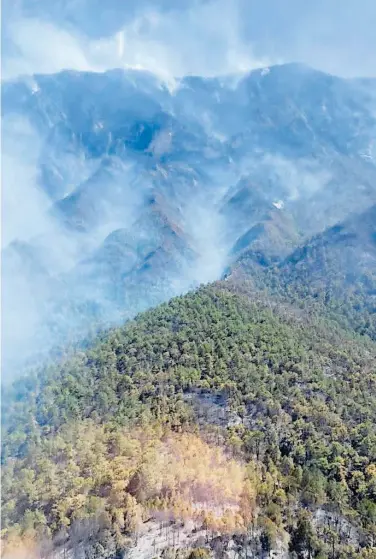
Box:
2 283 376 558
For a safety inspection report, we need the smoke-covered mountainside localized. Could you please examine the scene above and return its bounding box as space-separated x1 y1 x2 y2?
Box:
3 63 376 371
2 284 376 558
232 204 376 339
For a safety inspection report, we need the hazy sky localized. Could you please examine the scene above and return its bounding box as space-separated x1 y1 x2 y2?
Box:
2 0 376 80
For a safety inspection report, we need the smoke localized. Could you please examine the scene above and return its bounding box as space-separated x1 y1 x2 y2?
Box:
1 64 367 375
0 86 232 373
253 155 333 202
2 0 375 375
1 107 147 373
2 0 269 83
3 18 93 79
2 115 51 247
2 547 39 559
2 0 376 82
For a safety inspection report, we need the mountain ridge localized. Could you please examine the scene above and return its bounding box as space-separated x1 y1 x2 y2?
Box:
3 62 376 371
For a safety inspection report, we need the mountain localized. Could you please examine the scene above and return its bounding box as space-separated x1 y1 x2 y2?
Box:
276 205 376 338
3 62 376 559
2 63 376 370
2 284 376 558
279 204 376 288
69 192 197 316
232 204 376 339
220 177 301 264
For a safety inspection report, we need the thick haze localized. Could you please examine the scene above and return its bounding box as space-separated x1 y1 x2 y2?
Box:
2 0 376 80
2 0 376 374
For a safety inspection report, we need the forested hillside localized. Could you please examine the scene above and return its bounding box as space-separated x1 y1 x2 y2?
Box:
3 2 376 558
2 284 376 558
232 205 376 341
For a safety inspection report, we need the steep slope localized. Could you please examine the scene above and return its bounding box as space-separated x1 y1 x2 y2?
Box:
3 63 376 371
280 204 376 286
220 177 301 265
278 205 376 338
233 205 376 339
69 193 197 315
2 285 376 558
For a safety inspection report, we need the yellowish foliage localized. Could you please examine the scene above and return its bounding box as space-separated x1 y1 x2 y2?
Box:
2 420 257 555
1 536 39 559
138 432 248 528
365 464 376 478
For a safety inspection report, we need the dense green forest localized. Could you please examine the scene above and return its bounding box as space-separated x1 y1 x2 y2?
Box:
2 284 376 558
262 264 376 342
232 260 376 342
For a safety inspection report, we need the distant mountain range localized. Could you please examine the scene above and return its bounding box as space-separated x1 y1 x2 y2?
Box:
2 63 376 370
